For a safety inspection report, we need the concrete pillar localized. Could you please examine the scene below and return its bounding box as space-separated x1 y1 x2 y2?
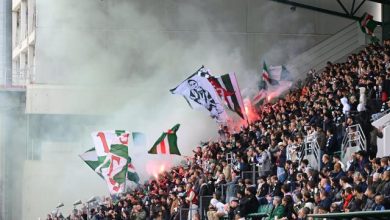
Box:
19 52 26 84
5 0 12 86
27 0 33 34
0 111 5 220
27 45 34 83
20 0 26 41
12 11 17 48
383 4 390 40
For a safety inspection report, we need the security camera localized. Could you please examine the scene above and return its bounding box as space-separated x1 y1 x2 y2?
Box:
73 200 82 206
56 203 64 209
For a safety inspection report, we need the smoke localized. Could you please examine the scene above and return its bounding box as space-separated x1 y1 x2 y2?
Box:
1 0 340 219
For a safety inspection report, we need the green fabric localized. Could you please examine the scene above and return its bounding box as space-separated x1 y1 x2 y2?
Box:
113 165 127 184
127 171 140 183
359 13 377 35
114 130 126 136
148 132 167 154
108 144 128 185
259 204 274 214
268 205 285 220
81 146 140 183
148 124 181 155
110 144 128 158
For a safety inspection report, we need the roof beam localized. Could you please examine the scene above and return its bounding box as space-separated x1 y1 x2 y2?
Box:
269 0 382 25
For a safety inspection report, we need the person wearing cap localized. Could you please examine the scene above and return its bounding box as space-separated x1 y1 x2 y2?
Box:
225 197 240 220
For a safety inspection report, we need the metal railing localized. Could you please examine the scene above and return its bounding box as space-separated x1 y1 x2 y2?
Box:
226 152 234 166
371 108 390 122
300 133 321 171
341 124 366 159
240 163 258 184
0 66 35 88
179 204 200 220
308 210 390 219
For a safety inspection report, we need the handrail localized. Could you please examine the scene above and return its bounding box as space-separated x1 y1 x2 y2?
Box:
179 205 200 220
226 152 233 165
301 133 321 171
371 108 390 122
341 124 367 159
308 210 390 219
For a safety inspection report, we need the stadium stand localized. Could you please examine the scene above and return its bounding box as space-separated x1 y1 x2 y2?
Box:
47 40 390 220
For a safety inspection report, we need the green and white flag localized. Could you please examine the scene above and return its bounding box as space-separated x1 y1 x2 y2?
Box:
359 13 377 35
148 124 181 155
91 130 130 157
84 130 140 194
80 148 140 183
100 144 128 194
79 148 106 178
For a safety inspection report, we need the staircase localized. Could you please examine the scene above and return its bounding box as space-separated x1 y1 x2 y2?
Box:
340 124 366 164
301 133 321 171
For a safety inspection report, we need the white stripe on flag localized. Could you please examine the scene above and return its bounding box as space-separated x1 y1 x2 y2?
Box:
157 137 168 154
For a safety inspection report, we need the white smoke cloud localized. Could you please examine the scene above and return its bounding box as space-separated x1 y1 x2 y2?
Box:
2 0 350 218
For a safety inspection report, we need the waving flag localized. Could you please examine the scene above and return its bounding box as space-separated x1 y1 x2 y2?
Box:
253 62 293 104
262 61 279 86
170 66 227 123
85 130 138 194
211 73 246 119
359 13 377 35
91 130 130 157
148 124 181 155
80 147 140 184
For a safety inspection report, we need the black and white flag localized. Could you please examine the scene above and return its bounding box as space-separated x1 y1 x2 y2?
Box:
170 67 227 123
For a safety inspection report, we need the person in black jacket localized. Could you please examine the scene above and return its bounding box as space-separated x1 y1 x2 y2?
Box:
270 175 283 197
281 195 297 220
236 186 259 219
256 176 270 203
325 129 338 155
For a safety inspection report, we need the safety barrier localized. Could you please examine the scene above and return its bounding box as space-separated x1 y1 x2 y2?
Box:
300 133 321 171
341 124 366 164
179 204 200 220
308 210 390 219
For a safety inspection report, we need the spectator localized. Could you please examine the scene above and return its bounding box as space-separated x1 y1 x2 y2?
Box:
373 195 385 211
267 196 285 220
362 186 376 211
236 186 259 219
321 154 334 172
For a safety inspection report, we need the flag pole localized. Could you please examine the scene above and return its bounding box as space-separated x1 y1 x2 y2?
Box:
232 72 250 127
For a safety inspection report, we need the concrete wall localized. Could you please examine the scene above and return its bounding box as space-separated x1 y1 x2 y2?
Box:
0 0 12 86
0 91 26 220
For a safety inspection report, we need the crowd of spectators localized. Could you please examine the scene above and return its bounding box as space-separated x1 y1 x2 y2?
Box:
47 40 390 220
